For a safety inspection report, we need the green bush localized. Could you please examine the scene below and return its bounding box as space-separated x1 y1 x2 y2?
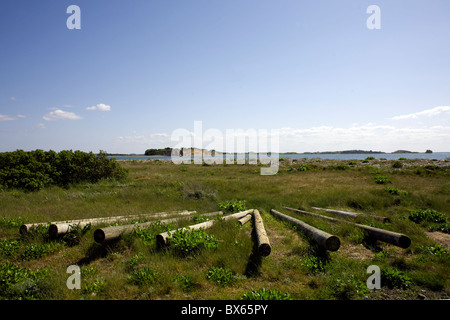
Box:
169 228 219 256
385 187 408 196
217 200 247 213
206 266 234 287
409 209 447 224
382 267 412 289
241 288 293 300
374 176 391 184
392 161 403 169
128 267 158 286
0 149 127 191
0 239 20 257
0 262 49 299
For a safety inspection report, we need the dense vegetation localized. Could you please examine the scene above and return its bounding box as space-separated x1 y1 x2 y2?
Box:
0 150 127 191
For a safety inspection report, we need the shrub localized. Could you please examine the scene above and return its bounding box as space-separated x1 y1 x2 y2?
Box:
0 262 49 299
206 266 234 287
218 200 247 213
385 187 408 196
169 228 219 256
0 239 20 257
302 255 326 273
241 288 293 300
382 267 412 289
135 221 175 245
0 150 127 191
83 279 106 294
175 274 195 292
409 209 447 224
365 156 375 161
374 176 391 184
392 161 403 169
128 267 158 286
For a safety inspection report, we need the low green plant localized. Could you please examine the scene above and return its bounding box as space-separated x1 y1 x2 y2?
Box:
385 187 408 196
175 274 195 292
0 261 49 299
217 200 247 213
409 209 447 224
374 176 391 184
382 267 412 289
329 274 369 300
83 279 106 295
134 221 175 245
206 266 234 287
22 243 52 260
0 239 20 257
392 161 403 169
169 228 219 256
241 288 293 300
302 255 326 273
128 267 159 286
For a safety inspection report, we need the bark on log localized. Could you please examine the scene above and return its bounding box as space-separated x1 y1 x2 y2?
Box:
253 209 271 256
238 214 252 226
270 209 340 251
283 207 410 248
94 211 222 243
311 207 390 223
21 210 196 235
48 210 197 238
156 209 254 247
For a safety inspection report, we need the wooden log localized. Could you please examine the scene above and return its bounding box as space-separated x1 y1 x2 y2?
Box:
20 210 196 235
283 207 411 248
311 207 390 223
270 209 340 251
94 211 222 243
156 209 254 247
253 209 271 256
48 210 197 238
238 214 252 226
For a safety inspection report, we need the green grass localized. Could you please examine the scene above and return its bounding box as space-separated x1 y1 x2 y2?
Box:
0 158 448 300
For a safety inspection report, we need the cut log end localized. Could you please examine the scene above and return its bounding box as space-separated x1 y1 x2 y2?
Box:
19 225 28 235
258 243 271 257
155 234 166 247
48 225 58 238
94 229 106 243
398 235 411 249
325 236 341 251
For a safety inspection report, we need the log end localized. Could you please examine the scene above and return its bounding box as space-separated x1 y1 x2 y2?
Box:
155 234 167 248
258 243 271 257
48 224 58 238
93 229 106 243
398 235 411 249
19 225 28 235
325 235 341 251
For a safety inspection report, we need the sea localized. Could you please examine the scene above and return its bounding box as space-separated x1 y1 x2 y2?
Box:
109 152 450 161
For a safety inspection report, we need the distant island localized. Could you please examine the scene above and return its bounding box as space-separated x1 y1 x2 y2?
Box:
123 148 434 156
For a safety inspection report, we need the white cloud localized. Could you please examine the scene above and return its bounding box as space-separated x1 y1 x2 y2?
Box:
43 109 82 121
36 123 47 129
16 114 26 118
0 114 16 122
10 97 16 101
391 106 450 120
86 103 111 111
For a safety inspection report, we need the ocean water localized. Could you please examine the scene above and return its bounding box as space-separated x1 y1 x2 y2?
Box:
109 152 450 161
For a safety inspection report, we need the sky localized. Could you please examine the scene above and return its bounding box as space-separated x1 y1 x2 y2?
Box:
1 0 449 153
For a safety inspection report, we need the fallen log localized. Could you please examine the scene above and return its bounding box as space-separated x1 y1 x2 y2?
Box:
283 206 411 248
20 210 196 235
238 214 252 226
311 207 390 223
49 210 197 238
270 209 340 251
253 210 271 256
94 211 222 243
156 209 254 247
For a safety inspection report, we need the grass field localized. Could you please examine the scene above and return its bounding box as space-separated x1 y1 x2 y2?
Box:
0 157 449 300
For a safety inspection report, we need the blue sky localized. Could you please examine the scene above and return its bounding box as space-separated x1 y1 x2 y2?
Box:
1 0 449 153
